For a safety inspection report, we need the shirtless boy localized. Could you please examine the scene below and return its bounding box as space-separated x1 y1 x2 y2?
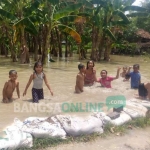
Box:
120 66 128 78
75 64 85 93
2 70 20 103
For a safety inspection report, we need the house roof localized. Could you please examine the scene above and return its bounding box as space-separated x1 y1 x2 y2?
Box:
136 29 150 39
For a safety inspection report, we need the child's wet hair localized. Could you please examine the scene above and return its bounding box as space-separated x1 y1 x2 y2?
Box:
9 70 17 75
86 60 95 69
101 70 107 74
133 64 140 69
33 61 43 72
78 64 85 70
123 66 128 69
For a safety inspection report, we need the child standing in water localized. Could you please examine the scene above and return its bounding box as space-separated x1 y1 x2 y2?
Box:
84 60 97 86
126 64 141 89
2 70 20 103
75 64 85 93
97 68 121 88
120 66 128 77
120 66 130 81
138 83 150 100
23 61 53 103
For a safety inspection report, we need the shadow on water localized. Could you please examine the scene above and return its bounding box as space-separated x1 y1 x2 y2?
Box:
22 99 33 102
50 67 71 71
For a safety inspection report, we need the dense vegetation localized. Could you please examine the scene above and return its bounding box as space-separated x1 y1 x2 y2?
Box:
0 0 150 64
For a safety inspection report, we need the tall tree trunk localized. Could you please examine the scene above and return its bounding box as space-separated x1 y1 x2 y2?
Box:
104 39 112 61
98 34 105 61
1 44 5 55
4 44 8 57
38 33 42 55
10 41 17 62
42 24 51 64
91 26 99 60
20 29 30 63
55 27 62 57
33 36 38 61
65 34 68 57
27 33 31 52
70 44 73 57
6 27 17 62
78 45 81 59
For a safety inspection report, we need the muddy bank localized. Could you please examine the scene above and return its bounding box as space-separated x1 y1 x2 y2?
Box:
48 127 150 150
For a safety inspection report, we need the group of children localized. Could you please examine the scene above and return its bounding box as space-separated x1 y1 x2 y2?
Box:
75 60 150 100
2 61 53 103
2 60 150 103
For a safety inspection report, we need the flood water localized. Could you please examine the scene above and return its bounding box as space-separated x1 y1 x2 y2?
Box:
0 54 150 131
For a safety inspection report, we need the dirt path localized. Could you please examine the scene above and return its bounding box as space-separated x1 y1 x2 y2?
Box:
47 127 150 150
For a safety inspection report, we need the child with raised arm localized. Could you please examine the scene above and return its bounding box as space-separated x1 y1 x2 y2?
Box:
126 64 141 89
97 68 121 88
23 61 53 103
75 64 85 93
2 70 20 103
120 66 130 81
120 66 128 78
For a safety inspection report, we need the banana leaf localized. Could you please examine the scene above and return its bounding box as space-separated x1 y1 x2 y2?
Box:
104 28 116 41
126 12 149 17
54 3 82 20
14 17 38 35
80 0 93 8
112 10 130 23
111 20 130 26
0 9 16 21
58 15 78 23
123 6 146 12
23 0 40 15
58 24 81 43
47 0 60 5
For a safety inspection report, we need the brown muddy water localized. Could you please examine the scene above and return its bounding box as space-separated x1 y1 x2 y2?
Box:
0 55 150 131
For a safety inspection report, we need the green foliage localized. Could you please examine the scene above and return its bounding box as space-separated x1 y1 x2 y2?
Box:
58 15 78 23
123 6 146 12
23 0 40 16
112 10 130 23
48 0 60 5
14 18 38 35
111 42 137 55
58 24 81 43
126 12 149 17
53 3 82 20
0 9 16 20
136 15 150 33
80 0 93 8
0 0 149 60
104 28 116 41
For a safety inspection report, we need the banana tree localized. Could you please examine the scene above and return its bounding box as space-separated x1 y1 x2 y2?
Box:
0 2 18 61
88 0 147 61
34 0 83 63
0 0 39 63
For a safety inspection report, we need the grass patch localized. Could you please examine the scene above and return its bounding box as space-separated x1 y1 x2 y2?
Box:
18 117 150 150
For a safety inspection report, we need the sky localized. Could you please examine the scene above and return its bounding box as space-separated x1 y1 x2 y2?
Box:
132 0 145 6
